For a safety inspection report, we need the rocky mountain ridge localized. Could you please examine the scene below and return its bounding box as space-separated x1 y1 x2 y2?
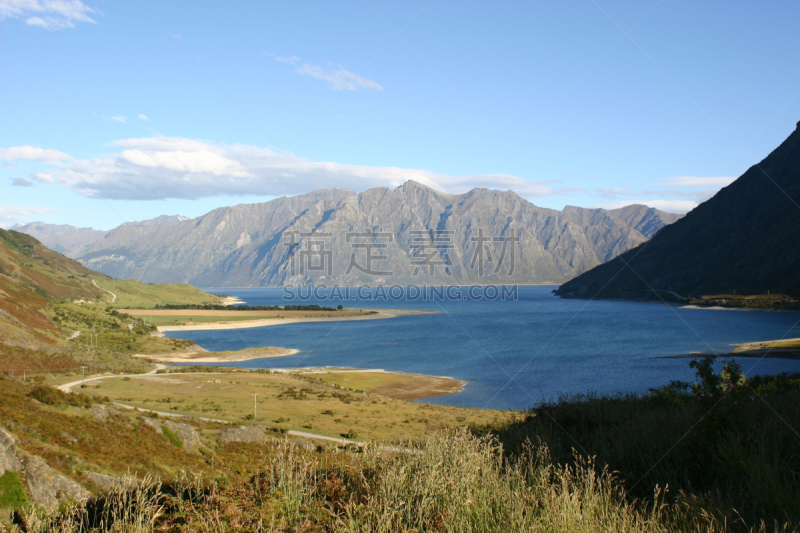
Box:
17 183 682 287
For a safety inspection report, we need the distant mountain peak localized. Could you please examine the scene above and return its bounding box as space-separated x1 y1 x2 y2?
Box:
63 183 681 286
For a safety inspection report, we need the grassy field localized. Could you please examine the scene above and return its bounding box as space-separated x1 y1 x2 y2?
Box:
78 371 509 443
133 314 283 326
5 363 800 531
311 370 464 399
121 308 379 327
90 278 223 309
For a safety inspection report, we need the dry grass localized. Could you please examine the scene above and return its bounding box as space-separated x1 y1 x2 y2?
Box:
7 430 718 533
76 372 509 443
310 370 465 400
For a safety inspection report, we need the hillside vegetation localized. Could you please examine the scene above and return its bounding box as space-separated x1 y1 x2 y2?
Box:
0 229 222 372
2 360 799 532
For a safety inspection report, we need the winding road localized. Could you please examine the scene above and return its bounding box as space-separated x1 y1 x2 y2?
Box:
57 365 367 447
92 279 117 303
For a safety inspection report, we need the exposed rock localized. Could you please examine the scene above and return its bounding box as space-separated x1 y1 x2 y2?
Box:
83 471 124 491
215 425 269 444
48 185 681 286
20 454 89 510
141 417 163 434
89 405 109 422
0 427 21 476
163 420 201 452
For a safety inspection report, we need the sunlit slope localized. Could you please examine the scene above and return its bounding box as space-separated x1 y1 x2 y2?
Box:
0 229 221 349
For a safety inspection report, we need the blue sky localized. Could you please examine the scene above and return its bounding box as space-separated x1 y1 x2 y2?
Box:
1 1 799 229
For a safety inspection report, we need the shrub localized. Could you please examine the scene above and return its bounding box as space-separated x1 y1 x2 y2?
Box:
27 386 98 409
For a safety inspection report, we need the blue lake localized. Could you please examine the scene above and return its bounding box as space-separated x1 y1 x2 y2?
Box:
163 286 800 410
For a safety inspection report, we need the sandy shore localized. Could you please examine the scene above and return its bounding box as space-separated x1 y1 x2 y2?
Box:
219 295 245 305
250 366 465 400
157 308 440 332
730 337 800 359
133 346 299 363
680 305 744 311
657 337 800 360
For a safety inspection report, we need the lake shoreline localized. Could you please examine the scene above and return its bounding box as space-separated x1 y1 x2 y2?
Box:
155 308 441 332
655 337 800 360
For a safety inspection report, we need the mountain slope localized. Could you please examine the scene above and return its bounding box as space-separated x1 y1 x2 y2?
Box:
67 183 681 287
0 229 220 353
555 122 800 300
11 222 107 258
0 229 109 346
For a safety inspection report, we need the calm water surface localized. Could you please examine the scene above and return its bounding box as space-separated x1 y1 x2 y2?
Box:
163 286 800 410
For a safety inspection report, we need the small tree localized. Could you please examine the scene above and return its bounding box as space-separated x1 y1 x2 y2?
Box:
689 355 752 435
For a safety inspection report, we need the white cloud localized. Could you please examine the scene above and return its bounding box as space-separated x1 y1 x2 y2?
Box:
0 145 73 163
0 206 59 228
10 177 32 187
296 63 383 91
590 199 700 214
105 115 127 123
137 114 148 121
0 0 97 29
0 136 555 201
584 175 738 213
266 53 382 91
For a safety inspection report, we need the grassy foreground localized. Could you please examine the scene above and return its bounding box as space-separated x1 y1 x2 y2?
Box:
3 359 799 531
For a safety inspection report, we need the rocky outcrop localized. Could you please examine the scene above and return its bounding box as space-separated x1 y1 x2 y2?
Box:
163 421 201 452
83 471 124 491
89 405 110 422
216 425 269 444
44 185 681 287
140 417 163 434
0 427 21 477
20 454 89 510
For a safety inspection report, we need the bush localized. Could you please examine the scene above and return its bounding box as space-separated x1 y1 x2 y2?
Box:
27 386 99 409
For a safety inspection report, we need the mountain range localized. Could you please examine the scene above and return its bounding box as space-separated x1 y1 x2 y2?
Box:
15 183 681 287
556 122 800 300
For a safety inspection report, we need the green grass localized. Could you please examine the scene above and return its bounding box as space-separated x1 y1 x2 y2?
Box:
141 314 280 326
161 425 183 448
90 278 222 309
0 471 29 511
478 374 800 530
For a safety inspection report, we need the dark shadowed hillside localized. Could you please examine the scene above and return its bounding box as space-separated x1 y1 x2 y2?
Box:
556 122 800 300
